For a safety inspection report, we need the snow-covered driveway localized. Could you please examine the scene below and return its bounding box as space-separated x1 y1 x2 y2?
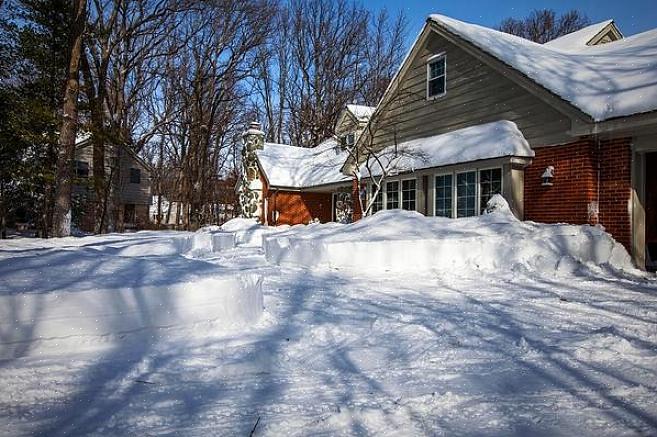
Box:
1 228 656 435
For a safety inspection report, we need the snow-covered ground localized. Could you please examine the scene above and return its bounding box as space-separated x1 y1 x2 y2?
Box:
1 207 657 435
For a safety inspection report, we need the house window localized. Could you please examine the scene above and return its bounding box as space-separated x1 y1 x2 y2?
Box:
124 204 136 223
435 174 453 218
341 133 356 148
129 168 141 184
456 171 476 217
75 160 89 178
370 185 383 213
386 181 399 209
479 168 502 213
401 179 416 211
427 54 446 99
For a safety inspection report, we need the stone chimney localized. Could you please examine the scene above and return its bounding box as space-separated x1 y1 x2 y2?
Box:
238 121 266 220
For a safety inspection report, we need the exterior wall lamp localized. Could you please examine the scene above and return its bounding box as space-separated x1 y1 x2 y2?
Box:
541 166 555 186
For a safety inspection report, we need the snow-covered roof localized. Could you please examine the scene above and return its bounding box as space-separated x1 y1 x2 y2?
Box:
429 14 657 121
363 120 534 177
256 138 351 188
543 20 616 51
346 104 376 121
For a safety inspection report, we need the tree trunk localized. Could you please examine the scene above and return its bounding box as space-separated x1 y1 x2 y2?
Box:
51 0 86 237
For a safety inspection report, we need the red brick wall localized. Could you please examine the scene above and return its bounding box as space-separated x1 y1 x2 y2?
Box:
525 137 632 249
525 139 597 224
266 190 333 225
598 137 632 250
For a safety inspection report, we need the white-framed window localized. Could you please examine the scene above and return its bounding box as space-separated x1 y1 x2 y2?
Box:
369 184 383 214
401 178 417 211
479 168 502 214
427 53 446 99
386 180 399 209
341 133 356 148
456 171 477 217
434 167 503 218
434 173 453 218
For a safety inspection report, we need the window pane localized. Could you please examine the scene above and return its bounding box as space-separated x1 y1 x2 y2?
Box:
75 160 89 178
428 57 446 98
386 181 399 209
370 186 383 213
402 179 416 211
479 168 502 213
456 172 476 217
435 174 453 217
129 168 141 184
429 77 445 97
429 58 445 79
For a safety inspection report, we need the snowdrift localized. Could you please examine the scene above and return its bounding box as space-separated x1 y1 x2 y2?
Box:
221 217 291 247
90 231 236 257
264 195 634 274
0 275 263 359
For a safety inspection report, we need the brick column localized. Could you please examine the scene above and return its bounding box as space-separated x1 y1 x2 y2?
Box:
352 178 363 222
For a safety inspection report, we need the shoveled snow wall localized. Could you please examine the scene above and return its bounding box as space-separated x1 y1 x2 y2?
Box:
100 232 235 257
0 274 263 359
263 202 635 275
221 217 292 247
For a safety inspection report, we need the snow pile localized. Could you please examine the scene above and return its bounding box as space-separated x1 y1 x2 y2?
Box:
264 195 634 274
543 20 616 51
256 138 351 188
94 231 235 257
429 14 657 121
0 274 263 359
185 231 235 256
363 121 533 177
221 217 291 247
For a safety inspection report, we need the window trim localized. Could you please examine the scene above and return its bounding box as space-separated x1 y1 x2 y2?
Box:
426 53 447 100
385 179 400 210
432 166 504 218
368 182 384 215
433 172 455 218
401 177 417 211
477 166 504 214
455 170 477 218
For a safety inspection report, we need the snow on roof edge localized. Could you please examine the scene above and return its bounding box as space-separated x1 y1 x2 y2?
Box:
362 120 534 178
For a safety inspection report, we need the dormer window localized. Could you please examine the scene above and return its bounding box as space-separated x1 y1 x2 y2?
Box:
341 133 356 148
427 53 446 99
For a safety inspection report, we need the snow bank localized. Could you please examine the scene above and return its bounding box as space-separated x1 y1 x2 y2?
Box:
92 230 236 257
264 195 635 275
0 275 263 359
221 217 291 247
185 231 235 256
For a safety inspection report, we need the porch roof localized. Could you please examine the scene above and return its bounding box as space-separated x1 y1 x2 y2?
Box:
361 120 534 178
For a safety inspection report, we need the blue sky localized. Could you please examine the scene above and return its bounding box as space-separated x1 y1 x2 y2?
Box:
369 0 657 44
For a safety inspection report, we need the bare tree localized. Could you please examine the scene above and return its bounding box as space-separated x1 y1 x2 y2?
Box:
146 0 274 230
342 90 427 217
499 9 590 43
80 0 180 232
52 0 87 237
251 1 407 149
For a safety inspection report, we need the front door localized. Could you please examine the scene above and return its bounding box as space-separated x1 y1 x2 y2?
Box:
646 152 657 271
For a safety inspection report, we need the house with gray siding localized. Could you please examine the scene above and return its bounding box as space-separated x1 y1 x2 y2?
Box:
239 15 657 271
73 136 152 232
